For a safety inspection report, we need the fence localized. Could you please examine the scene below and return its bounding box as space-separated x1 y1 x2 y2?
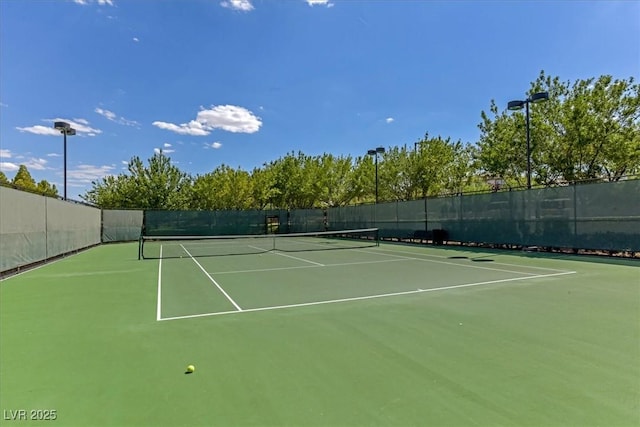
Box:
2 179 638 275
326 179 640 252
0 186 101 274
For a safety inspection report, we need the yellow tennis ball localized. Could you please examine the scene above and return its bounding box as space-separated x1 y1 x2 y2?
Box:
187 365 195 373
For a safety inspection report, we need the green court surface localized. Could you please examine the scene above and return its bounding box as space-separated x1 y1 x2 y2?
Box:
1 241 639 426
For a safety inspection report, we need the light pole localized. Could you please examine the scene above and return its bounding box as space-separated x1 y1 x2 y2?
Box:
367 146 385 203
53 121 76 200
507 91 549 189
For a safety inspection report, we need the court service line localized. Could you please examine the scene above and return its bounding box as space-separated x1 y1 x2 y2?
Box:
354 248 546 276
273 251 325 266
158 270 576 322
156 245 163 321
247 244 323 266
212 257 410 275
180 244 243 312
376 246 572 273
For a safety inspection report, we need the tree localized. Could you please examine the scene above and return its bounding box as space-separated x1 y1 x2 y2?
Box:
477 71 640 187
0 171 9 184
315 153 357 207
36 180 58 197
191 165 253 210
12 165 37 191
83 152 191 209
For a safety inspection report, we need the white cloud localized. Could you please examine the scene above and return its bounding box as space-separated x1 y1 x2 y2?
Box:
204 142 223 149
221 0 254 11
0 149 11 158
47 153 62 157
24 158 48 170
75 0 115 5
386 117 394 123
154 148 175 154
54 118 102 136
152 120 210 136
95 107 116 121
121 160 128 165
95 107 140 127
67 164 115 184
133 37 139 42
0 162 18 172
16 125 60 136
154 105 261 136
196 105 262 133
306 0 334 7
163 143 172 148
17 118 102 136
0 102 8 108
0 157 48 171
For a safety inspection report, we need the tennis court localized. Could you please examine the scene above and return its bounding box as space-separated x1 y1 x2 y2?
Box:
146 230 577 322
1 234 639 426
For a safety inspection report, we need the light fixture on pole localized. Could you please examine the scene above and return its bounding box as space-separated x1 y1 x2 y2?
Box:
53 121 76 200
507 91 549 189
367 146 385 203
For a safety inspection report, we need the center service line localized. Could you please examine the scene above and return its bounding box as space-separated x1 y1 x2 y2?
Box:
180 244 243 312
247 245 325 266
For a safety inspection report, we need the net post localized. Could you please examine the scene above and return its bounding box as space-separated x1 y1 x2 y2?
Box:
376 228 380 246
138 234 142 260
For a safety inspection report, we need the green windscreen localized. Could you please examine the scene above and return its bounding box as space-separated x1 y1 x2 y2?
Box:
0 186 47 272
0 186 101 274
102 210 143 242
327 179 639 251
289 208 325 233
143 209 290 236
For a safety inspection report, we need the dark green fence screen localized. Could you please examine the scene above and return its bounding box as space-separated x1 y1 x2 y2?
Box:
327 180 639 252
143 209 289 236
139 180 638 251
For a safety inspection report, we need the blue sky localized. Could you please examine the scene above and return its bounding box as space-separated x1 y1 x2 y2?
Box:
1 0 638 199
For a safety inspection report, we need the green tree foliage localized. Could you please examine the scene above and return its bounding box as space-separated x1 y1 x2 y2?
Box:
4 165 58 197
12 165 37 190
477 71 639 186
82 72 638 209
36 180 58 197
375 136 475 201
82 152 191 209
191 165 253 210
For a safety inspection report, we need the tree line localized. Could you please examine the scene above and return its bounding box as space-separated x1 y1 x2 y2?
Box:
6 71 638 209
0 166 58 197
82 71 639 209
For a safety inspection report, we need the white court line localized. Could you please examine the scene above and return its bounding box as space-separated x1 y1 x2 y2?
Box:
376 246 572 272
156 245 163 321
354 248 545 276
180 244 243 312
158 270 576 321
212 258 410 275
273 251 325 266
247 244 325 266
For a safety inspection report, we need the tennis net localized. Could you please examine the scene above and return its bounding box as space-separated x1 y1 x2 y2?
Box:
138 228 379 259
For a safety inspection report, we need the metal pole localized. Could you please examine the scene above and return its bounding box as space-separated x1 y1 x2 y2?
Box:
525 101 531 190
375 154 379 204
63 130 67 200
